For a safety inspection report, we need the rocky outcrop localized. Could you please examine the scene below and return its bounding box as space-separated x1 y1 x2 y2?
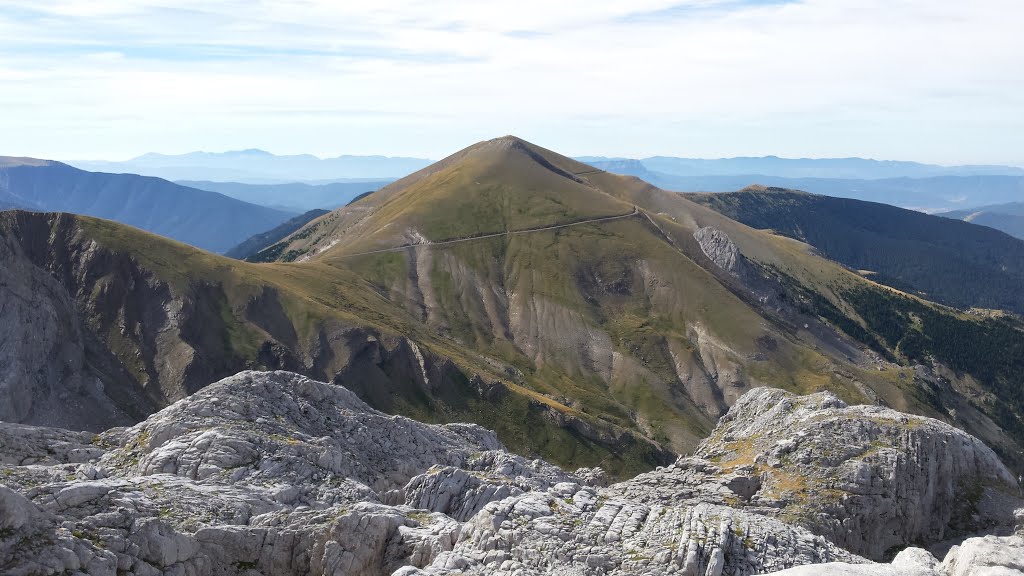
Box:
396 387 1023 575
0 371 586 576
0 216 146 430
0 485 119 575
707 388 1019 559
769 535 1024 575
0 422 103 465
620 388 1021 560
1 372 1021 575
408 490 859 575
694 227 741 275
0 211 227 429
99 371 508 493
940 534 1024 575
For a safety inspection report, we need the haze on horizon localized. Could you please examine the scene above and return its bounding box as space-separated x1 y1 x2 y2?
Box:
1 0 1022 166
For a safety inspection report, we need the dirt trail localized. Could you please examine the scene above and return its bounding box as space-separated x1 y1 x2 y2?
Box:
333 206 639 259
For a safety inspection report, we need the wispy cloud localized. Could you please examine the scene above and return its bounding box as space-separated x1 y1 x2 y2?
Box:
615 0 799 23
0 0 1021 165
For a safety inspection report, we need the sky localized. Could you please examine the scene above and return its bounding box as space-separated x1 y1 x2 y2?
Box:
1 0 1022 165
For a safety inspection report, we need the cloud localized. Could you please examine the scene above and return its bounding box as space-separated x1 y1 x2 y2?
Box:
0 0 1021 165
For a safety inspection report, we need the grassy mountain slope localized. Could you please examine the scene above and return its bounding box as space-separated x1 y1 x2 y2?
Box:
0 209 672 477
688 187 1024 315
256 137 633 263
940 201 1024 240
265 137 1024 472
0 159 294 253
227 209 330 260
6 139 1023 476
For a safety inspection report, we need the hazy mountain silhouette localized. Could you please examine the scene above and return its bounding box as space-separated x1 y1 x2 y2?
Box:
0 157 292 252
71 149 431 183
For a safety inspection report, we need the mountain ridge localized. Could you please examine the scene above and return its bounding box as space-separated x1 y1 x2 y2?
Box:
687 187 1024 314
0 207 672 477
939 201 1024 240
257 136 1024 472
588 160 1024 212
178 179 393 212
3 136 1024 479
0 158 294 252
227 209 331 260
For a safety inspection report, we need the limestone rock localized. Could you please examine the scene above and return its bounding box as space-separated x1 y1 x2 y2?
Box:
768 536 1024 575
0 422 104 465
1 372 1021 576
628 388 1022 560
101 371 506 493
410 491 860 575
941 534 1024 576
694 227 741 274
0 226 140 432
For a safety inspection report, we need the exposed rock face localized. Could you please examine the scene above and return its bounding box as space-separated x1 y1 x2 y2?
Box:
940 534 1024 575
0 219 145 430
0 423 103 466
100 371 508 493
694 227 741 274
619 388 1021 561
408 491 859 575
1 372 1020 575
0 214 430 431
770 535 1024 575
715 389 1019 559
0 211 217 429
0 371 585 576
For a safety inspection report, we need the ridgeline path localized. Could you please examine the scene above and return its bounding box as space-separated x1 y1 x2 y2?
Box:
332 206 639 259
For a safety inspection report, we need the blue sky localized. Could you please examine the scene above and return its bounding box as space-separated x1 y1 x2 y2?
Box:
1 0 1022 165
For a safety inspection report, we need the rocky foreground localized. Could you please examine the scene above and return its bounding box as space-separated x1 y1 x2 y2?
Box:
1 371 1022 576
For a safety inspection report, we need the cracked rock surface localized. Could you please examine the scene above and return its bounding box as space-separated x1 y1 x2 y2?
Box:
619 387 1022 560
1 371 1021 576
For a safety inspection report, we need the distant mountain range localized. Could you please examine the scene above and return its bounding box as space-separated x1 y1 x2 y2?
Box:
66 151 1024 213
70 149 432 183
0 157 292 252
586 159 1024 213
577 155 1024 179
939 202 1024 241
179 179 392 212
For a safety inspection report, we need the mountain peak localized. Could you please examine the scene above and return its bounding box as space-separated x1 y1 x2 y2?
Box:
489 134 529 145
739 184 807 194
257 136 634 259
464 134 541 156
